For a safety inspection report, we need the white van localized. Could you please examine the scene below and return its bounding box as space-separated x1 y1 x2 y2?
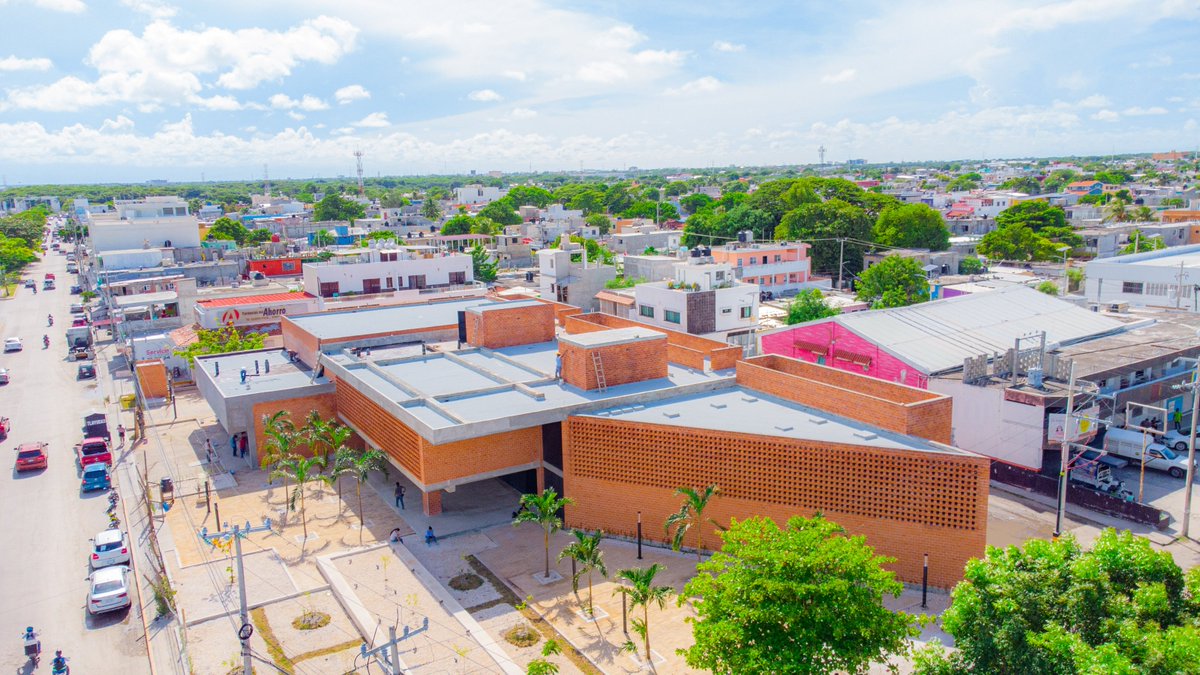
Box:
1102 427 1191 478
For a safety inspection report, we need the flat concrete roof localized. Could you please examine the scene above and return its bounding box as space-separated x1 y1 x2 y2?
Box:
466 299 543 314
113 290 178 306
584 387 968 455
560 327 667 348
286 298 495 342
197 349 328 396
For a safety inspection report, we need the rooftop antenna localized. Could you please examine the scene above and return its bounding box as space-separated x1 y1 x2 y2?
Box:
354 149 365 197
818 145 826 166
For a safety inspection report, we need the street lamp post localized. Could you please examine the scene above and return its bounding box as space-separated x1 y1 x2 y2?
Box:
1172 362 1200 539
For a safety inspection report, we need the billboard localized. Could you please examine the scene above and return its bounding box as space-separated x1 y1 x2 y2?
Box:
196 296 316 329
1048 407 1099 443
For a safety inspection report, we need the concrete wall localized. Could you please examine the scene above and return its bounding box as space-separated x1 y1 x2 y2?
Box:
927 378 1046 469
90 217 201 252
562 416 989 588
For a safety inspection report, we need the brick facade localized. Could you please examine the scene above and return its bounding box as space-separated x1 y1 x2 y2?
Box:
565 312 741 371
559 331 668 390
250 392 339 465
563 416 988 588
737 355 953 444
465 302 556 349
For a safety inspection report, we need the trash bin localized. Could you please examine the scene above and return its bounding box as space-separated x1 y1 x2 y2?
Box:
160 476 174 503
119 394 136 410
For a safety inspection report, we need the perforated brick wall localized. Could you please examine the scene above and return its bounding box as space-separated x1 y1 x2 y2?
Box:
335 380 424 481
251 392 338 465
466 302 556 349
563 416 988 588
560 335 668 390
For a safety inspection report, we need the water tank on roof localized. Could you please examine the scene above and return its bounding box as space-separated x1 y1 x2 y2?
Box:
1027 367 1044 389
702 246 711 256
690 248 702 258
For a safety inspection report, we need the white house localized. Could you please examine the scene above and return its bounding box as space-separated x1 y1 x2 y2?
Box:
88 197 201 253
302 244 478 303
454 184 505 206
1085 244 1200 311
630 251 759 342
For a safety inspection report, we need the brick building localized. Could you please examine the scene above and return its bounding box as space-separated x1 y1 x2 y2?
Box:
197 296 989 586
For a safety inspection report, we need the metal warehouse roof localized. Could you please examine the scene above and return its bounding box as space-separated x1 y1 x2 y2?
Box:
834 285 1128 375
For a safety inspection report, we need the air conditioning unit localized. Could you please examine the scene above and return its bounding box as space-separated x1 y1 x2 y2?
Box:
1107 301 1129 313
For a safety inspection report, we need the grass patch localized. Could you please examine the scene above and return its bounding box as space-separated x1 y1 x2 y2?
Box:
504 622 541 648
449 572 483 591
292 638 362 665
462 555 600 674
250 607 295 674
291 610 330 631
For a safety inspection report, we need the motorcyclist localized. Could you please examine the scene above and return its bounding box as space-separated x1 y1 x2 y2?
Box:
22 627 39 661
51 649 67 673
43 335 49 348
47 314 53 326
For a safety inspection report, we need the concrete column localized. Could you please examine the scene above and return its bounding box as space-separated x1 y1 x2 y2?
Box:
422 489 442 516
536 465 545 493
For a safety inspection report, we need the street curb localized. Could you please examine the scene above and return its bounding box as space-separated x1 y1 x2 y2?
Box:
116 460 158 675
316 547 411 671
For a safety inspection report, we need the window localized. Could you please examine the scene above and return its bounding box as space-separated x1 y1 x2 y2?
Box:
761 255 768 264
639 305 655 318
721 307 732 315
737 258 743 267
281 261 296 272
1122 281 1144 294
449 271 466 285
715 271 725 280
664 309 681 324
774 255 782 262
740 306 753 319
319 281 339 297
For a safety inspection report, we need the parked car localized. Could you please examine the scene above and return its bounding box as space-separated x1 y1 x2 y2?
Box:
80 462 110 491
87 565 131 614
23 279 35 289
14 442 48 472
89 529 129 569
4 337 22 352
66 264 78 274
71 346 94 361
69 303 85 314
45 273 55 280
0 416 9 438
42 280 54 290
70 285 82 294
75 437 112 468
77 364 96 380
0 368 9 384
1103 427 1193 478
1162 428 1197 453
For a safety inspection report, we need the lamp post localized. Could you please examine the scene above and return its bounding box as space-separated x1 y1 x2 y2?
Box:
1172 361 1200 539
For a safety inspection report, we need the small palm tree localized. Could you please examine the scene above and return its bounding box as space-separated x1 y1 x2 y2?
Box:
557 529 607 616
1106 198 1129 223
261 411 299 489
1131 205 1156 222
301 411 331 459
327 442 357 510
613 564 673 663
665 484 721 561
270 455 326 542
347 449 388 544
513 488 575 580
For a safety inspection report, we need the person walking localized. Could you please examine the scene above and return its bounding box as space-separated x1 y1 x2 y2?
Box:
554 352 562 380
1174 408 1184 432
394 482 406 510
117 424 126 446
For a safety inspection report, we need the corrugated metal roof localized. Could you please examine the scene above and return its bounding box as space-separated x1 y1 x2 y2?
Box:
837 286 1127 375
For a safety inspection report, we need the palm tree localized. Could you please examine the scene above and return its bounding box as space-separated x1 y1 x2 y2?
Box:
301 411 331 459
665 484 721 561
513 488 575 580
347 449 388 544
1131 205 1156 222
613 564 673 663
1105 198 1129 223
270 455 326 542
261 411 299 488
557 529 608 616
326 442 357 510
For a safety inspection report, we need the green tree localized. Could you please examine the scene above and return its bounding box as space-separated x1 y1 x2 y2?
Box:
0 208 47 247
665 484 721 561
1036 280 1060 296
1106 198 1130 223
470 243 498 282
786 289 838 324
379 190 409 209
958 257 985 274
440 214 474 236
419 197 442 221
506 185 554 208
313 193 366 222
260 410 300 494
679 193 714 215
947 175 979 191
513 488 576 580
621 200 679 223
270 455 326 542
874 203 950 251
978 224 1059 262
995 201 1067 232
347 449 388 544
856 256 930 308
173 325 266 366
724 204 776 242
1121 230 1168 255
207 216 250 245
999 177 1041 194
663 181 689 197
478 199 522 226
585 212 612 234
246 228 273 245
776 199 874 276
682 515 920 674
914 530 1200 674
1066 267 1085 292
557 529 608 616
0 233 38 296
1131 205 1156 222
614 564 674 663
325 443 356 512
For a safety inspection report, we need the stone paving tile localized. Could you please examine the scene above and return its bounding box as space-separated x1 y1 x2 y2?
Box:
473 602 587 675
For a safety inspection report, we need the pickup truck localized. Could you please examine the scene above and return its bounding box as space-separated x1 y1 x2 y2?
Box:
1103 427 1193 478
75 437 112 469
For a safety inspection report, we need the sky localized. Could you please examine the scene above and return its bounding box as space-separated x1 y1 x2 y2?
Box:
0 0 1198 184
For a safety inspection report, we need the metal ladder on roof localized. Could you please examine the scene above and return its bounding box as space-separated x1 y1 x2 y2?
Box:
591 351 608 393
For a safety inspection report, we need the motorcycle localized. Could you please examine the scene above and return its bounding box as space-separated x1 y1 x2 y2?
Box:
43 335 50 349
22 627 40 665
51 650 68 674
106 489 120 513
47 314 54 327
107 512 120 528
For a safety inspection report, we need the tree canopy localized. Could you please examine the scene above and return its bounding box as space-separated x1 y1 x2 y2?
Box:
786 289 838 324
681 515 921 674
478 198 522 226
313 193 366 222
776 199 874 276
874 203 950 251
915 529 1200 675
174 325 266 366
995 201 1067 232
1121 230 1168 255
440 214 475 236
856 255 930 308
505 185 554 208
207 216 250 245
469 243 497 282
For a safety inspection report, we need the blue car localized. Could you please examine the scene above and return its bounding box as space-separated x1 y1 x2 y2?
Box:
81 463 110 492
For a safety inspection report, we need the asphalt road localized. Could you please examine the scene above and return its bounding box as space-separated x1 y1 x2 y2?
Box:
0 235 148 673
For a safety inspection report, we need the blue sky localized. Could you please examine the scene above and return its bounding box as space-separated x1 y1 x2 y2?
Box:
0 0 1197 184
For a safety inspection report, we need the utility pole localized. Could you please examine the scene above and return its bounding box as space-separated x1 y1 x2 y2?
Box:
1054 362 1076 539
837 238 845 291
234 527 251 675
1173 362 1200 539
359 617 429 674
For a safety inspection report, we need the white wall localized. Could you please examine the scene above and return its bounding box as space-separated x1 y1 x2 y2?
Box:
632 284 689 330
713 285 759 333
1085 246 1200 310
90 218 201 252
303 255 473 296
927 378 1045 469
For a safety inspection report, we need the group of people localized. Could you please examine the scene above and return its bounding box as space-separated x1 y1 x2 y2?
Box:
229 432 249 459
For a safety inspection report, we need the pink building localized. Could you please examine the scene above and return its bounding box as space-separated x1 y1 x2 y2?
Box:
710 240 830 295
759 318 929 388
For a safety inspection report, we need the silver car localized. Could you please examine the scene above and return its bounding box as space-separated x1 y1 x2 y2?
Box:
87 565 131 614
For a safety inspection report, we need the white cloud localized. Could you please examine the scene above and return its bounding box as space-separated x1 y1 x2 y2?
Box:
663 76 721 96
99 115 134 132
1076 94 1110 108
1 0 88 12
511 107 537 119
269 93 329 111
334 84 370 104
120 0 175 18
712 40 744 53
0 56 53 71
633 49 687 66
1092 109 1120 121
821 68 857 84
192 94 242 111
502 70 526 81
575 61 627 84
468 89 503 102
286 111 305 121
352 112 389 127
1123 105 1168 116
6 16 358 111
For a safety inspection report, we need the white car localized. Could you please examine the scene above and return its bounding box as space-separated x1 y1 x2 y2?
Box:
0 368 9 384
1162 428 1197 453
89 529 130 569
4 338 22 352
87 565 131 614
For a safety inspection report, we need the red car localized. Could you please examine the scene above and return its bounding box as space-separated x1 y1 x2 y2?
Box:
15 442 48 471
0 416 9 438
76 437 112 468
